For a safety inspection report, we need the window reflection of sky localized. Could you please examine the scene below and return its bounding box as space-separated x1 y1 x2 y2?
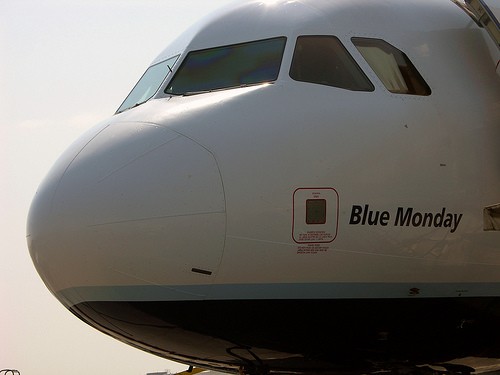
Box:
166 37 286 95
117 55 179 113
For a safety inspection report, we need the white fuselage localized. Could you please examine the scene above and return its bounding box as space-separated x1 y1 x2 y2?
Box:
27 0 500 373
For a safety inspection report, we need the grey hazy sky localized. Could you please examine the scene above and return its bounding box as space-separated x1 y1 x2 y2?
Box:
1 1 234 374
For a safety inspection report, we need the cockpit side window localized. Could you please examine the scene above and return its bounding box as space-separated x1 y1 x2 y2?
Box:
352 38 431 96
116 55 179 113
165 37 286 95
289 36 374 91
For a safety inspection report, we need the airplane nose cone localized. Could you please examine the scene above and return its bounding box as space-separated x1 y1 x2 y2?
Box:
27 121 226 305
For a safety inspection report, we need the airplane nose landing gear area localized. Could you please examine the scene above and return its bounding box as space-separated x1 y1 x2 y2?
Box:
68 298 500 375
27 121 226 304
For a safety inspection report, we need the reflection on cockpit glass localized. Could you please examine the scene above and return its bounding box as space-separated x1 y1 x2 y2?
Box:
116 55 179 113
165 37 286 95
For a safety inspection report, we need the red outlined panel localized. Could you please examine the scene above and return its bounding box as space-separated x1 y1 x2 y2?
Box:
292 188 339 244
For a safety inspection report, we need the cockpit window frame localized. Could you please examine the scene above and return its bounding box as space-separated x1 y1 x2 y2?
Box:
289 35 375 92
164 37 287 96
352 37 432 96
116 55 180 114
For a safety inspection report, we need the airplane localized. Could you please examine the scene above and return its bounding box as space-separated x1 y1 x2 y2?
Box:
26 0 500 374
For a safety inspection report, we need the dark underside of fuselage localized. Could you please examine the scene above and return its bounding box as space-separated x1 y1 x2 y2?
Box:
71 298 500 374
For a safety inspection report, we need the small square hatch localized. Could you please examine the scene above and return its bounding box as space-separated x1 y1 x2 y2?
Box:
292 188 338 244
306 199 327 225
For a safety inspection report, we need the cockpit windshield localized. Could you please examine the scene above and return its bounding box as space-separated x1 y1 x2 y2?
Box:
165 37 286 95
116 55 179 113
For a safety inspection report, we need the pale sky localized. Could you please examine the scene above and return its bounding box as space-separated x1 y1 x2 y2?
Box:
1 1 235 374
